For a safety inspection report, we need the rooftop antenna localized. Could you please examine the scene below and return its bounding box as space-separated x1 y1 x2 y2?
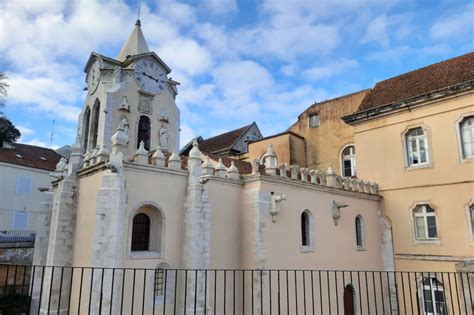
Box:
136 0 141 25
49 119 55 148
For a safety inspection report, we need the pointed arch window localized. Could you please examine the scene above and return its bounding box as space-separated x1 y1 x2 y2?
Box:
460 116 474 159
131 213 150 251
138 115 151 150
82 107 91 152
343 284 355 315
355 215 365 250
90 100 100 149
342 146 356 177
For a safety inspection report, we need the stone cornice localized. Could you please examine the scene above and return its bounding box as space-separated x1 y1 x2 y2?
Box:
204 175 243 187
242 174 381 201
342 81 474 125
123 161 188 177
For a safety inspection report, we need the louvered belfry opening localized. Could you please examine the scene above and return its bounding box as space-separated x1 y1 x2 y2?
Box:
131 213 150 251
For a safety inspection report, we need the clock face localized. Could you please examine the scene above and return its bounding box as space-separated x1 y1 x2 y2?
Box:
87 60 101 95
134 59 167 94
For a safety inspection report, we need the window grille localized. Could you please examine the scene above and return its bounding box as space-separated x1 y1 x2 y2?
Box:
131 213 150 251
155 268 164 297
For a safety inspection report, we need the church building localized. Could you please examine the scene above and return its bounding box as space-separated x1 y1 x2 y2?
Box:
31 21 396 314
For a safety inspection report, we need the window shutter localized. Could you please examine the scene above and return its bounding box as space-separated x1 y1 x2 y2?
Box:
16 176 32 195
12 211 29 229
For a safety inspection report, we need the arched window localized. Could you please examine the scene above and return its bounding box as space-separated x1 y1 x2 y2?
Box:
137 116 151 150
131 213 150 251
420 278 446 314
413 204 437 240
90 100 100 149
406 127 429 166
82 107 91 152
300 210 313 250
342 146 356 177
355 215 364 249
460 116 474 159
343 284 355 315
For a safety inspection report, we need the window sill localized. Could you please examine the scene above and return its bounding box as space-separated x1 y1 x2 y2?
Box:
300 246 314 253
356 247 365 251
412 239 441 245
405 163 432 171
459 156 474 164
129 251 161 259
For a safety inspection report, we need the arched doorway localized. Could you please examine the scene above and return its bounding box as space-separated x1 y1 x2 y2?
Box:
344 284 355 315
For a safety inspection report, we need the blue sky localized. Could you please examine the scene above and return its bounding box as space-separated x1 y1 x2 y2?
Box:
1 0 473 149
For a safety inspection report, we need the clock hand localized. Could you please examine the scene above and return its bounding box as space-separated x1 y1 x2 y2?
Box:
142 72 161 83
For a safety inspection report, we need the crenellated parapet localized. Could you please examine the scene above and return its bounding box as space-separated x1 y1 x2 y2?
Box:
254 144 379 195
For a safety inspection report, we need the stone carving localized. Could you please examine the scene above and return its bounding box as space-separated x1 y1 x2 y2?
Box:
251 159 260 174
332 201 349 226
158 109 169 122
118 96 130 112
270 192 287 222
159 126 169 149
50 157 68 179
118 117 129 135
138 94 152 114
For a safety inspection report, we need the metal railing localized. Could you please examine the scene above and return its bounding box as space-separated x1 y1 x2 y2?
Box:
0 264 472 314
0 231 35 244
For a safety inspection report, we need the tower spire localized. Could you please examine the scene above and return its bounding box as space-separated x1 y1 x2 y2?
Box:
117 17 149 61
136 0 141 25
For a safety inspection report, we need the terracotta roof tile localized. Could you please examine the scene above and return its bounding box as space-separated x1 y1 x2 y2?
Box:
357 52 474 113
0 143 62 171
198 124 252 154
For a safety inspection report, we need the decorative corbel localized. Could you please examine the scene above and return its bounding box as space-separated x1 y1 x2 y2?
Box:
270 192 287 222
332 200 348 226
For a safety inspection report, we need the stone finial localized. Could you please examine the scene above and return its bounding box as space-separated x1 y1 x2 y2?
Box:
134 141 149 164
111 122 129 155
151 145 165 167
309 170 318 183
279 163 288 177
251 159 260 174
96 146 111 163
300 168 309 182
363 180 371 194
290 165 299 180
317 170 326 185
326 164 336 187
189 139 201 159
262 144 277 175
215 158 226 178
226 161 240 180
343 177 351 190
369 181 378 194
349 178 357 191
202 156 214 176
357 179 364 192
168 151 181 170
69 141 82 166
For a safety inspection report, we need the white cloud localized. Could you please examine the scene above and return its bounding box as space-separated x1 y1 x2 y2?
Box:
17 125 34 140
303 59 359 81
430 3 474 40
23 139 60 150
202 0 238 15
366 45 412 61
362 14 389 47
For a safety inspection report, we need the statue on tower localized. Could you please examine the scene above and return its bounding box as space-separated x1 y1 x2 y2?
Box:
159 125 169 149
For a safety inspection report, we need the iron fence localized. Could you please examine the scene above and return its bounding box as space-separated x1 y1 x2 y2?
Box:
0 231 36 244
0 264 472 314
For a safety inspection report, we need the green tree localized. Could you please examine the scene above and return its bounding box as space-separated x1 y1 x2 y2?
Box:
0 117 21 146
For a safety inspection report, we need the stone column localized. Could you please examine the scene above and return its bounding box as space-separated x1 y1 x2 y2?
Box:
182 140 210 314
34 142 82 315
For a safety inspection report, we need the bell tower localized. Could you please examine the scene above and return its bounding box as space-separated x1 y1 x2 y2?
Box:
76 19 180 163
